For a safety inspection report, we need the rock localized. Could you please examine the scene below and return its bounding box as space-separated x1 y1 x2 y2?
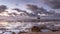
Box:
31 26 40 32
12 32 16 34
18 31 27 34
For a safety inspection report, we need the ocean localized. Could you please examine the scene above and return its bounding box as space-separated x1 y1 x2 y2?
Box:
0 21 60 34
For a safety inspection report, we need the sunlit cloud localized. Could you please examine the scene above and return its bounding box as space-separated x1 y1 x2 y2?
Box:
0 12 9 16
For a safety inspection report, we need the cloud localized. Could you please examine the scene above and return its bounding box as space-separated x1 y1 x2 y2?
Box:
26 4 55 15
12 8 29 16
27 4 38 11
7 4 55 16
12 8 33 16
43 0 60 9
0 5 7 13
8 12 18 16
12 8 22 12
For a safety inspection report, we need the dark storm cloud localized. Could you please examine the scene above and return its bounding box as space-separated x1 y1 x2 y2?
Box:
12 7 38 16
43 0 60 9
26 4 55 15
0 5 7 13
27 4 38 11
0 0 52 11
12 8 23 12
12 8 30 16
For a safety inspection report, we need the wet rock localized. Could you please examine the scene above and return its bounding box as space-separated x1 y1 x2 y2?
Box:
12 32 16 34
31 26 40 32
18 31 27 34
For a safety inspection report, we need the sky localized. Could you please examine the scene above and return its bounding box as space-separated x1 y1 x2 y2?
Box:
0 0 60 14
0 0 53 11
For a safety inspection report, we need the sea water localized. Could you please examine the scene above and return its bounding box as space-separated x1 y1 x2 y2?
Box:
0 21 60 34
